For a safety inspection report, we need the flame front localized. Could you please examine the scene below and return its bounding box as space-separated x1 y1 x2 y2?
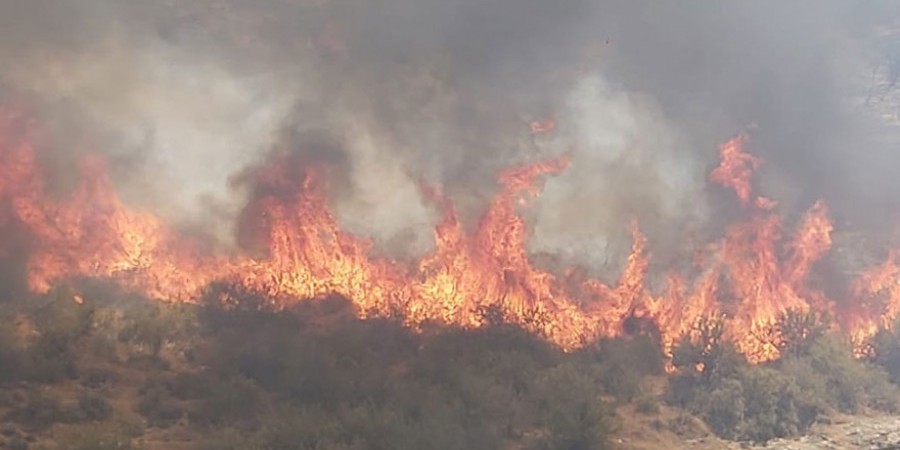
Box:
0 107 896 361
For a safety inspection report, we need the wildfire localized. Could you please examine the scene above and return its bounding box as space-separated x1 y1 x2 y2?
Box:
709 133 759 205
0 107 896 362
851 251 900 348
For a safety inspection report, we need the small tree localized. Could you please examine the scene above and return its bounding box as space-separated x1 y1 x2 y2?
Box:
476 304 507 327
775 309 829 359
872 319 900 384
672 317 737 382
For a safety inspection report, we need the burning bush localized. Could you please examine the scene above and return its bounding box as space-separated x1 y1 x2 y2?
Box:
774 309 830 359
667 325 899 443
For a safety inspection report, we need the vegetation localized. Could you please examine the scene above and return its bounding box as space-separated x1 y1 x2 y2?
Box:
667 312 898 443
0 288 636 449
2 290 900 448
871 319 900 383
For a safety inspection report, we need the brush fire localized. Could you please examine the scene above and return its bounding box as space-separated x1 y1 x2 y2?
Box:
1 105 897 366
11 3 900 449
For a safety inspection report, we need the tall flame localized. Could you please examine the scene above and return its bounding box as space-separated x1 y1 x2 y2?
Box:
0 107 895 361
709 133 759 205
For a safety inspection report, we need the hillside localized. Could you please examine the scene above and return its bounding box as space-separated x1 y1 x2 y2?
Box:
2 283 900 449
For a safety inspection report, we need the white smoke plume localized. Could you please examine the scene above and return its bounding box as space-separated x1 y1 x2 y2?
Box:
0 0 899 279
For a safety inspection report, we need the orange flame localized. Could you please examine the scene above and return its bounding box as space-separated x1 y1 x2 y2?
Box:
710 133 759 205
850 251 900 350
0 107 895 362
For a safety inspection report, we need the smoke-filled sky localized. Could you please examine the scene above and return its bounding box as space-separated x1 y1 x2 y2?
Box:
2 0 900 279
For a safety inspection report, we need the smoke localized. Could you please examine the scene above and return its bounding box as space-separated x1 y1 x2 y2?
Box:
1 0 899 276
530 76 707 273
0 3 303 244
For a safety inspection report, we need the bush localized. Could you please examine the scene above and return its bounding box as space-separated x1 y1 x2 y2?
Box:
80 367 120 390
666 322 748 410
774 310 828 358
0 328 22 383
136 383 182 428
732 366 807 441
532 364 611 450
872 321 900 384
566 335 664 404
694 377 745 439
6 390 71 430
669 331 898 443
30 295 95 341
666 328 796 442
684 365 814 442
52 422 140 450
118 320 165 357
18 330 78 383
189 310 615 448
190 376 267 427
0 292 636 449
635 394 660 415
671 319 745 382
783 334 897 413
78 392 113 421
7 436 28 450
166 372 212 400
596 334 665 378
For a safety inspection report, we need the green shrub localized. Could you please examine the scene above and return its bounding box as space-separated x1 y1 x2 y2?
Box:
670 332 897 443
773 357 829 418
53 422 141 450
0 327 22 383
872 321 900 384
30 295 95 340
124 354 169 371
18 330 78 383
0 291 635 449
695 377 745 439
635 394 660 415
596 334 665 378
665 412 706 438
118 321 164 357
532 364 611 450
799 335 897 412
683 365 813 442
136 383 182 428
734 366 806 441
166 372 213 400
666 321 748 411
225 408 351 450
78 392 113 421
80 367 120 390
566 337 657 404
189 308 615 448
6 390 71 430
7 436 28 450
774 310 828 358
671 319 745 383
190 376 266 427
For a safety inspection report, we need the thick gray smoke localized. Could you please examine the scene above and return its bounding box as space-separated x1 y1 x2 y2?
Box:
1 1 899 278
